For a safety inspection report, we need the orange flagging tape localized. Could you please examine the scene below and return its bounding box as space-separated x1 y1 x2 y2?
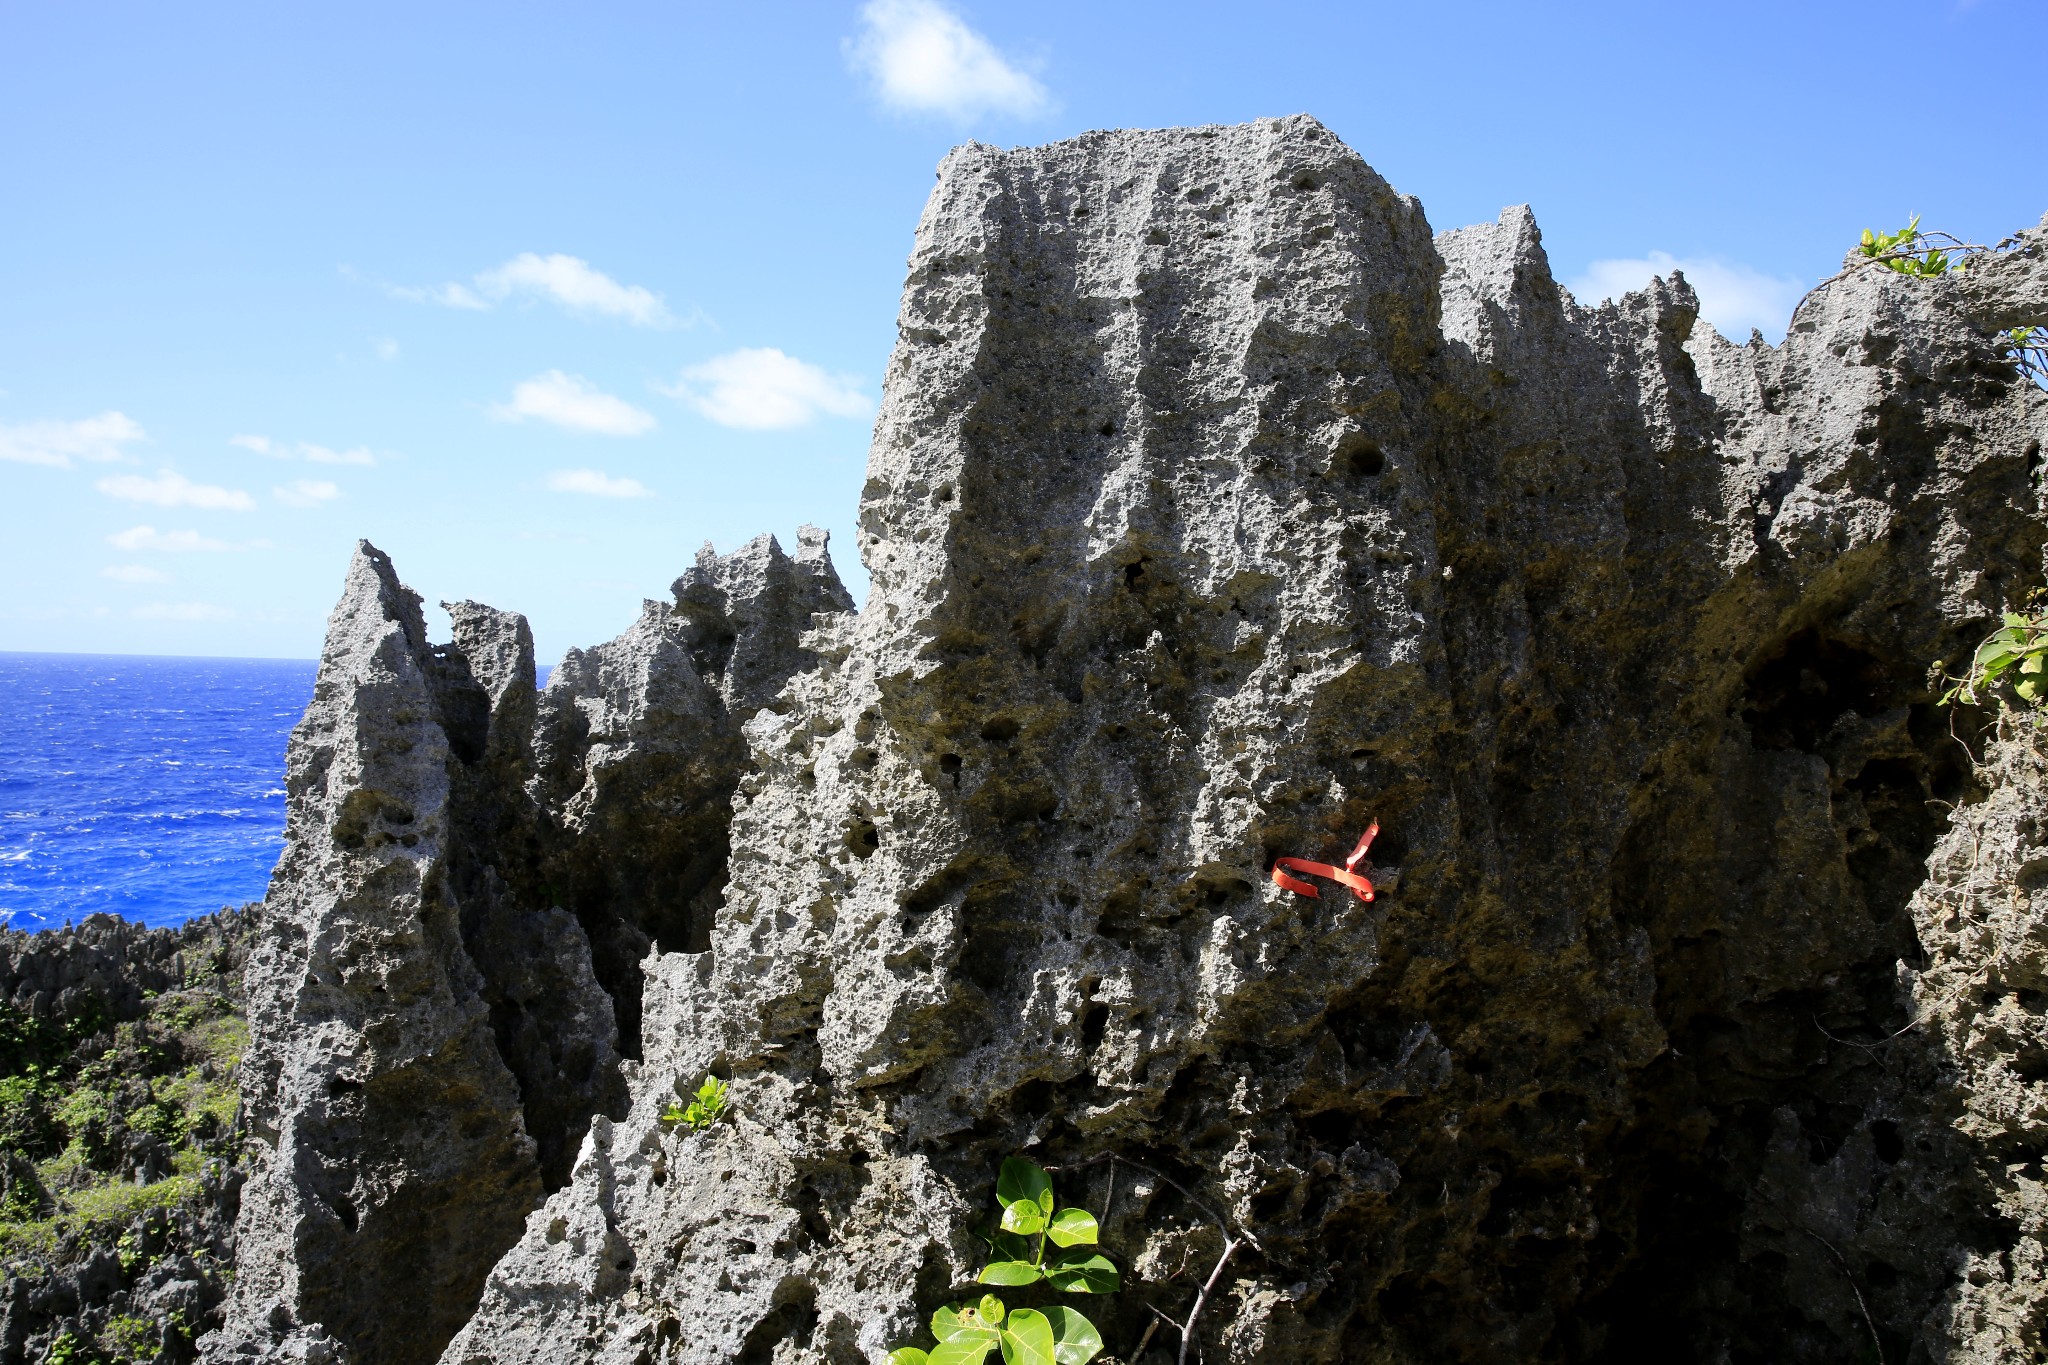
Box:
1271 821 1378 903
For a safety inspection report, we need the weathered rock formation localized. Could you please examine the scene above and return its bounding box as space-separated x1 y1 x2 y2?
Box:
208 117 2048 1365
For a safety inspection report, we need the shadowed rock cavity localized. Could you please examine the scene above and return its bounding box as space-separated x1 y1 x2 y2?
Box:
214 119 2048 1365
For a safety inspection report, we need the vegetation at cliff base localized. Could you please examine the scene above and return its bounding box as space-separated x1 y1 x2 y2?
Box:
0 986 243 1263
889 1157 1112 1365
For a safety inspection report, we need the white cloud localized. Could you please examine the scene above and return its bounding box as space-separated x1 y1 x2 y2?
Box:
386 281 488 310
96 470 256 511
663 348 873 430
493 371 657 436
391 255 686 327
274 479 341 507
546 468 655 499
373 337 400 361
1567 252 1809 342
475 254 674 327
107 526 233 552
0 412 145 467
133 601 235 622
101 564 170 584
235 434 377 466
847 0 1049 119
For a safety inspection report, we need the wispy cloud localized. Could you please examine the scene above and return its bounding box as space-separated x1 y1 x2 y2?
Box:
392 254 689 327
386 281 489 310
546 468 655 499
101 564 170 584
476 254 675 326
847 0 1049 120
1567 252 1809 342
133 601 235 622
274 479 341 507
373 337 400 361
494 371 656 436
107 526 233 552
0 412 145 467
663 348 872 430
96 470 255 511
233 434 377 466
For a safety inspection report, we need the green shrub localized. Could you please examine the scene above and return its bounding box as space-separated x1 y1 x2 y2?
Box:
888 1157 1112 1365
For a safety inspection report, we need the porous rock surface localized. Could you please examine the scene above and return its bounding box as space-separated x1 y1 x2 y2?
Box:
209 117 2048 1364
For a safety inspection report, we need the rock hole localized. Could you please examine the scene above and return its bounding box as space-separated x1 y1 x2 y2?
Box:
980 715 1021 743
1100 421 1117 437
1870 1120 1905 1164
1078 1002 1110 1053
1340 435 1385 478
1123 560 1148 590
845 816 880 859
1293 172 1320 191
332 1194 358 1234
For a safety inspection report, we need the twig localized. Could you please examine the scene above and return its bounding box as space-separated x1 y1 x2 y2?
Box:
1799 1227 1885 1365
1045 1153 1261 1363
1177 1237 1237 1365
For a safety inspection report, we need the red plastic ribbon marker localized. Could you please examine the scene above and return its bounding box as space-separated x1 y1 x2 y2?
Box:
1271 821 1378 903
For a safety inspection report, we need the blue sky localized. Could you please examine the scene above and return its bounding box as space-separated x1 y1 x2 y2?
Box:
3 0 2041 663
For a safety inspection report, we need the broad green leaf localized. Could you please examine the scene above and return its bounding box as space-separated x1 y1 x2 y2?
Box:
997 1158 1054 1215
998 1310 1057 1365
1043 1307 1105 1365
979 1260 1044 1287
1001 1200 1046 1236
986 1229 1034 1263
1044 1250 1119 1293
931 1339 998 1365
890 1350 931 1365
935 1306 993 1342
1045 1209 1098 1248
979 1295 1006 1326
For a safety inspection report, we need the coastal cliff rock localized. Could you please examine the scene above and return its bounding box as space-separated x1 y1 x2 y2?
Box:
214 117 2047 1365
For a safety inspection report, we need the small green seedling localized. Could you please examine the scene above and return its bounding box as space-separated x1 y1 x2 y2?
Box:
660 1076 729 1131
1858 216 1956 278
888 1157 1114 1365
1943 609 2048 709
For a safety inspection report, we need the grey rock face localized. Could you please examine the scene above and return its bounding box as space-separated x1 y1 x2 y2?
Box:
231 118 2048 1364
207 533 852 1365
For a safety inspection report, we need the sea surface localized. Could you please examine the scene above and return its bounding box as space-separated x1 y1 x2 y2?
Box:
0 653 317 930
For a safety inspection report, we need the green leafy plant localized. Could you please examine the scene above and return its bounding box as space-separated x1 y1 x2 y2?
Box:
660 1075 729 1131
978 1158 1118 1293
1942 607 2048 708
888 1157 1114 1365
1858 216 1958 277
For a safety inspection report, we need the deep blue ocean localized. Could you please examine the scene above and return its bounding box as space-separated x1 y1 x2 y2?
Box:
0 653 317 930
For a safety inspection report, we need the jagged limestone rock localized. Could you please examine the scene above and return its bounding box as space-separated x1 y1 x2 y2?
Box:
229 117 2048 1364
206 533 853 1365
